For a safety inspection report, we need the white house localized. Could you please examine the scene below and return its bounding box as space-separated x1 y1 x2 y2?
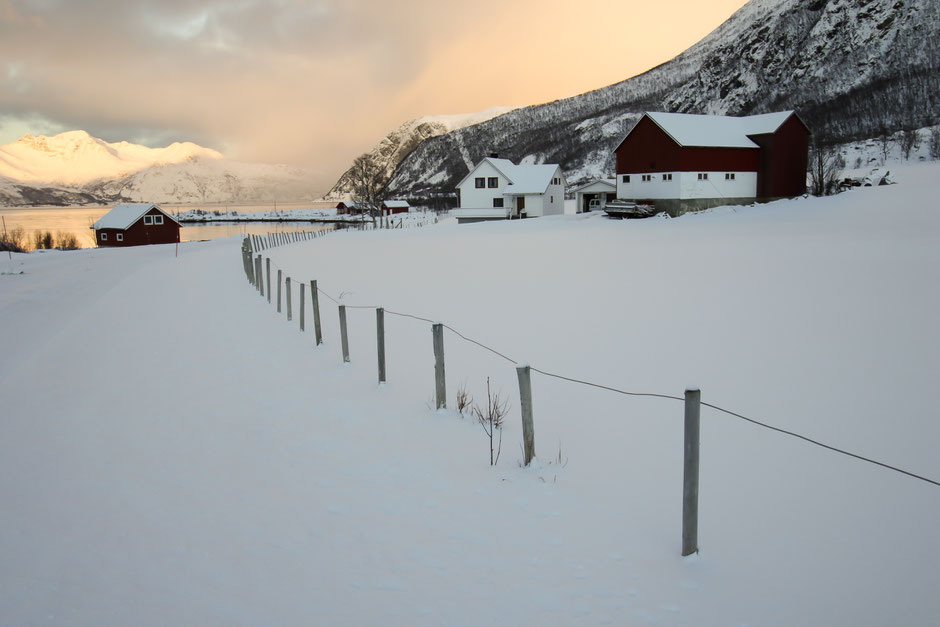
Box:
571 178 617 213
454 157 566 223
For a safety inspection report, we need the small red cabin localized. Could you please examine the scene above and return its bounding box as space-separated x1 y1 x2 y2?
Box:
92 203 180 247
381 200 410 216
335 201 363 215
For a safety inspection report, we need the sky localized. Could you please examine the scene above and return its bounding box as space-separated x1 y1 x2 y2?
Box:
0 0 749 190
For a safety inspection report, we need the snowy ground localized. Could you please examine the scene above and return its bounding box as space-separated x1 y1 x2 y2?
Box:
2 163 939 626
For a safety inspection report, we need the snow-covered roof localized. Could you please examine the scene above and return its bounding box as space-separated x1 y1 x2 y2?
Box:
570 178 617 193
382 200 410 208
458 158 561 195
92 203 175 230
645 111 796 148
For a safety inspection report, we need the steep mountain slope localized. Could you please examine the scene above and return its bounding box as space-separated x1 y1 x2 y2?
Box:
383 0 939 196
0 131 317 205
324 107 517 200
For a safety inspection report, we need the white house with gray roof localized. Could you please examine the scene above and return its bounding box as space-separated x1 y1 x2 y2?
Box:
454 157 565 223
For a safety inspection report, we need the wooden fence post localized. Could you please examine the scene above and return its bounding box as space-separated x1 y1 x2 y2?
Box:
277 270 282 313
516 364 536 466
339 305 350 362
311 280 323 345
266 258 272 304
376 308 386 384
299 282 306 331
286 277 292 321
682 387 701 557
432 323 446 409
255 255 262 293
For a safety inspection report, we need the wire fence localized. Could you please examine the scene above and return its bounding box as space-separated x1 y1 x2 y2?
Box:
241 229 940 552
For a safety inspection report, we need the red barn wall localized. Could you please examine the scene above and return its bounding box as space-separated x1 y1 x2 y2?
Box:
748 114 810 198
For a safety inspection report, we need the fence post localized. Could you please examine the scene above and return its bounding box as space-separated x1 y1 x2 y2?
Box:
311 280 323 346
277 270 282 313
299 282 306 331
682 387 701 557
376 308 386 384
255 255 262 293
266 258 272 304
432 323 446 409
516 364 536 466
339 305 350 362
286 277 293 321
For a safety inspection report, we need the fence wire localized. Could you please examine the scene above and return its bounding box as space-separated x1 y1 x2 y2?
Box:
246 235 940 490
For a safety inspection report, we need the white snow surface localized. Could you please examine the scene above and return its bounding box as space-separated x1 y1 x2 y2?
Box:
644 111 795 148
2 163 940 625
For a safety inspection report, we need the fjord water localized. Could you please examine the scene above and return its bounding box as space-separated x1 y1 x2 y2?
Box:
0 204 334 248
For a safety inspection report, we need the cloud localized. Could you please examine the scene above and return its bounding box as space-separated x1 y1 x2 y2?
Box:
0 0 749 194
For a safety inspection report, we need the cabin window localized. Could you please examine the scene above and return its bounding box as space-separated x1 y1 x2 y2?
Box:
663 173 673 181
642 174 652 182
698 173 708 180
551 177 561 185
487 177 498 188
725 173 735 180
153 214 164 225
475 177 485 188
116 233 123 242
144 215 153 225
493 198 504 208
550 196 554 203
622 175 630 183
100 232 107 241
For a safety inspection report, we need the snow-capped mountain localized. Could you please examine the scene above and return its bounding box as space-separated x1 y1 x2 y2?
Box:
323 106 517 200
0 131 317 206
379 0 939 197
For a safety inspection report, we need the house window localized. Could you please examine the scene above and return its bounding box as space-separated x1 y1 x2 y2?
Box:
493 198 504 208
153 214 164 225
663 173 673 181
725 173 735 180
116 233 124 242
475 177 485 188
551 177 561 185
487 177 498 188
622 175 630 183
100 232 108 241
550 196 554 203
698 173 708 180
144 215 153 225
642 174 652 182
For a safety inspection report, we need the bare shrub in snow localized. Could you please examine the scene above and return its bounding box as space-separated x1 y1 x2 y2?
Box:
55 232 79 250
929 129 940 160
899 129 920 160
472 378 507 466
1 225 27 252
809 144 844 196
455 382 473 417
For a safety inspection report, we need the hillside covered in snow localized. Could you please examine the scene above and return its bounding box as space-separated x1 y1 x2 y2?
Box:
379 0 939 196
0 131 318 206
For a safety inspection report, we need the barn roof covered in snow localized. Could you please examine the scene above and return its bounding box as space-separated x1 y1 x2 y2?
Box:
643 111 798 149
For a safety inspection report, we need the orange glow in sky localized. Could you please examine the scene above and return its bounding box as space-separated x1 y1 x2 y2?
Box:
0 0 750 192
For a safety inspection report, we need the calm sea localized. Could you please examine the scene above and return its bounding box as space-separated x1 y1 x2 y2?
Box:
0 203 338 248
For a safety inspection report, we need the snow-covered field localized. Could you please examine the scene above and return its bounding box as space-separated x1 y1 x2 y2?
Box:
2 163 939 626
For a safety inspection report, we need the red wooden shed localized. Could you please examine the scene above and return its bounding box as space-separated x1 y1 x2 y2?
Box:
381 200 410 216
92 203 180 247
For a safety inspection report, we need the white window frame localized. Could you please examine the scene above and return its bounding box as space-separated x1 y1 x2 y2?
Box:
663 173 673 181
100 232 108 241
698 173 708 180
116 233 124 242
144 215 154 225
642 174 652 182
725 173 735 180
153 214 164 225
622 175 630 183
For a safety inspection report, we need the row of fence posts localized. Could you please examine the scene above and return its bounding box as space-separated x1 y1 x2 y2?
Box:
239 233 701 557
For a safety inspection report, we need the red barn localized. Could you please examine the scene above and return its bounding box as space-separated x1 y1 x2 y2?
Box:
92 204 180 247
613 111 810 215
335 201 363 215
381 200 410 216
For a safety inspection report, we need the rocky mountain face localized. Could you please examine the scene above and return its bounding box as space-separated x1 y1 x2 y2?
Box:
381 0 939 198
0 131 317 206
324 107 517 200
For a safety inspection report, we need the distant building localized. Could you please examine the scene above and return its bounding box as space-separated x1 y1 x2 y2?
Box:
381 200 410 216
91 203 179 247
571 179 617 213
614 111 810 215
454 157 566 223
335 201 363 215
